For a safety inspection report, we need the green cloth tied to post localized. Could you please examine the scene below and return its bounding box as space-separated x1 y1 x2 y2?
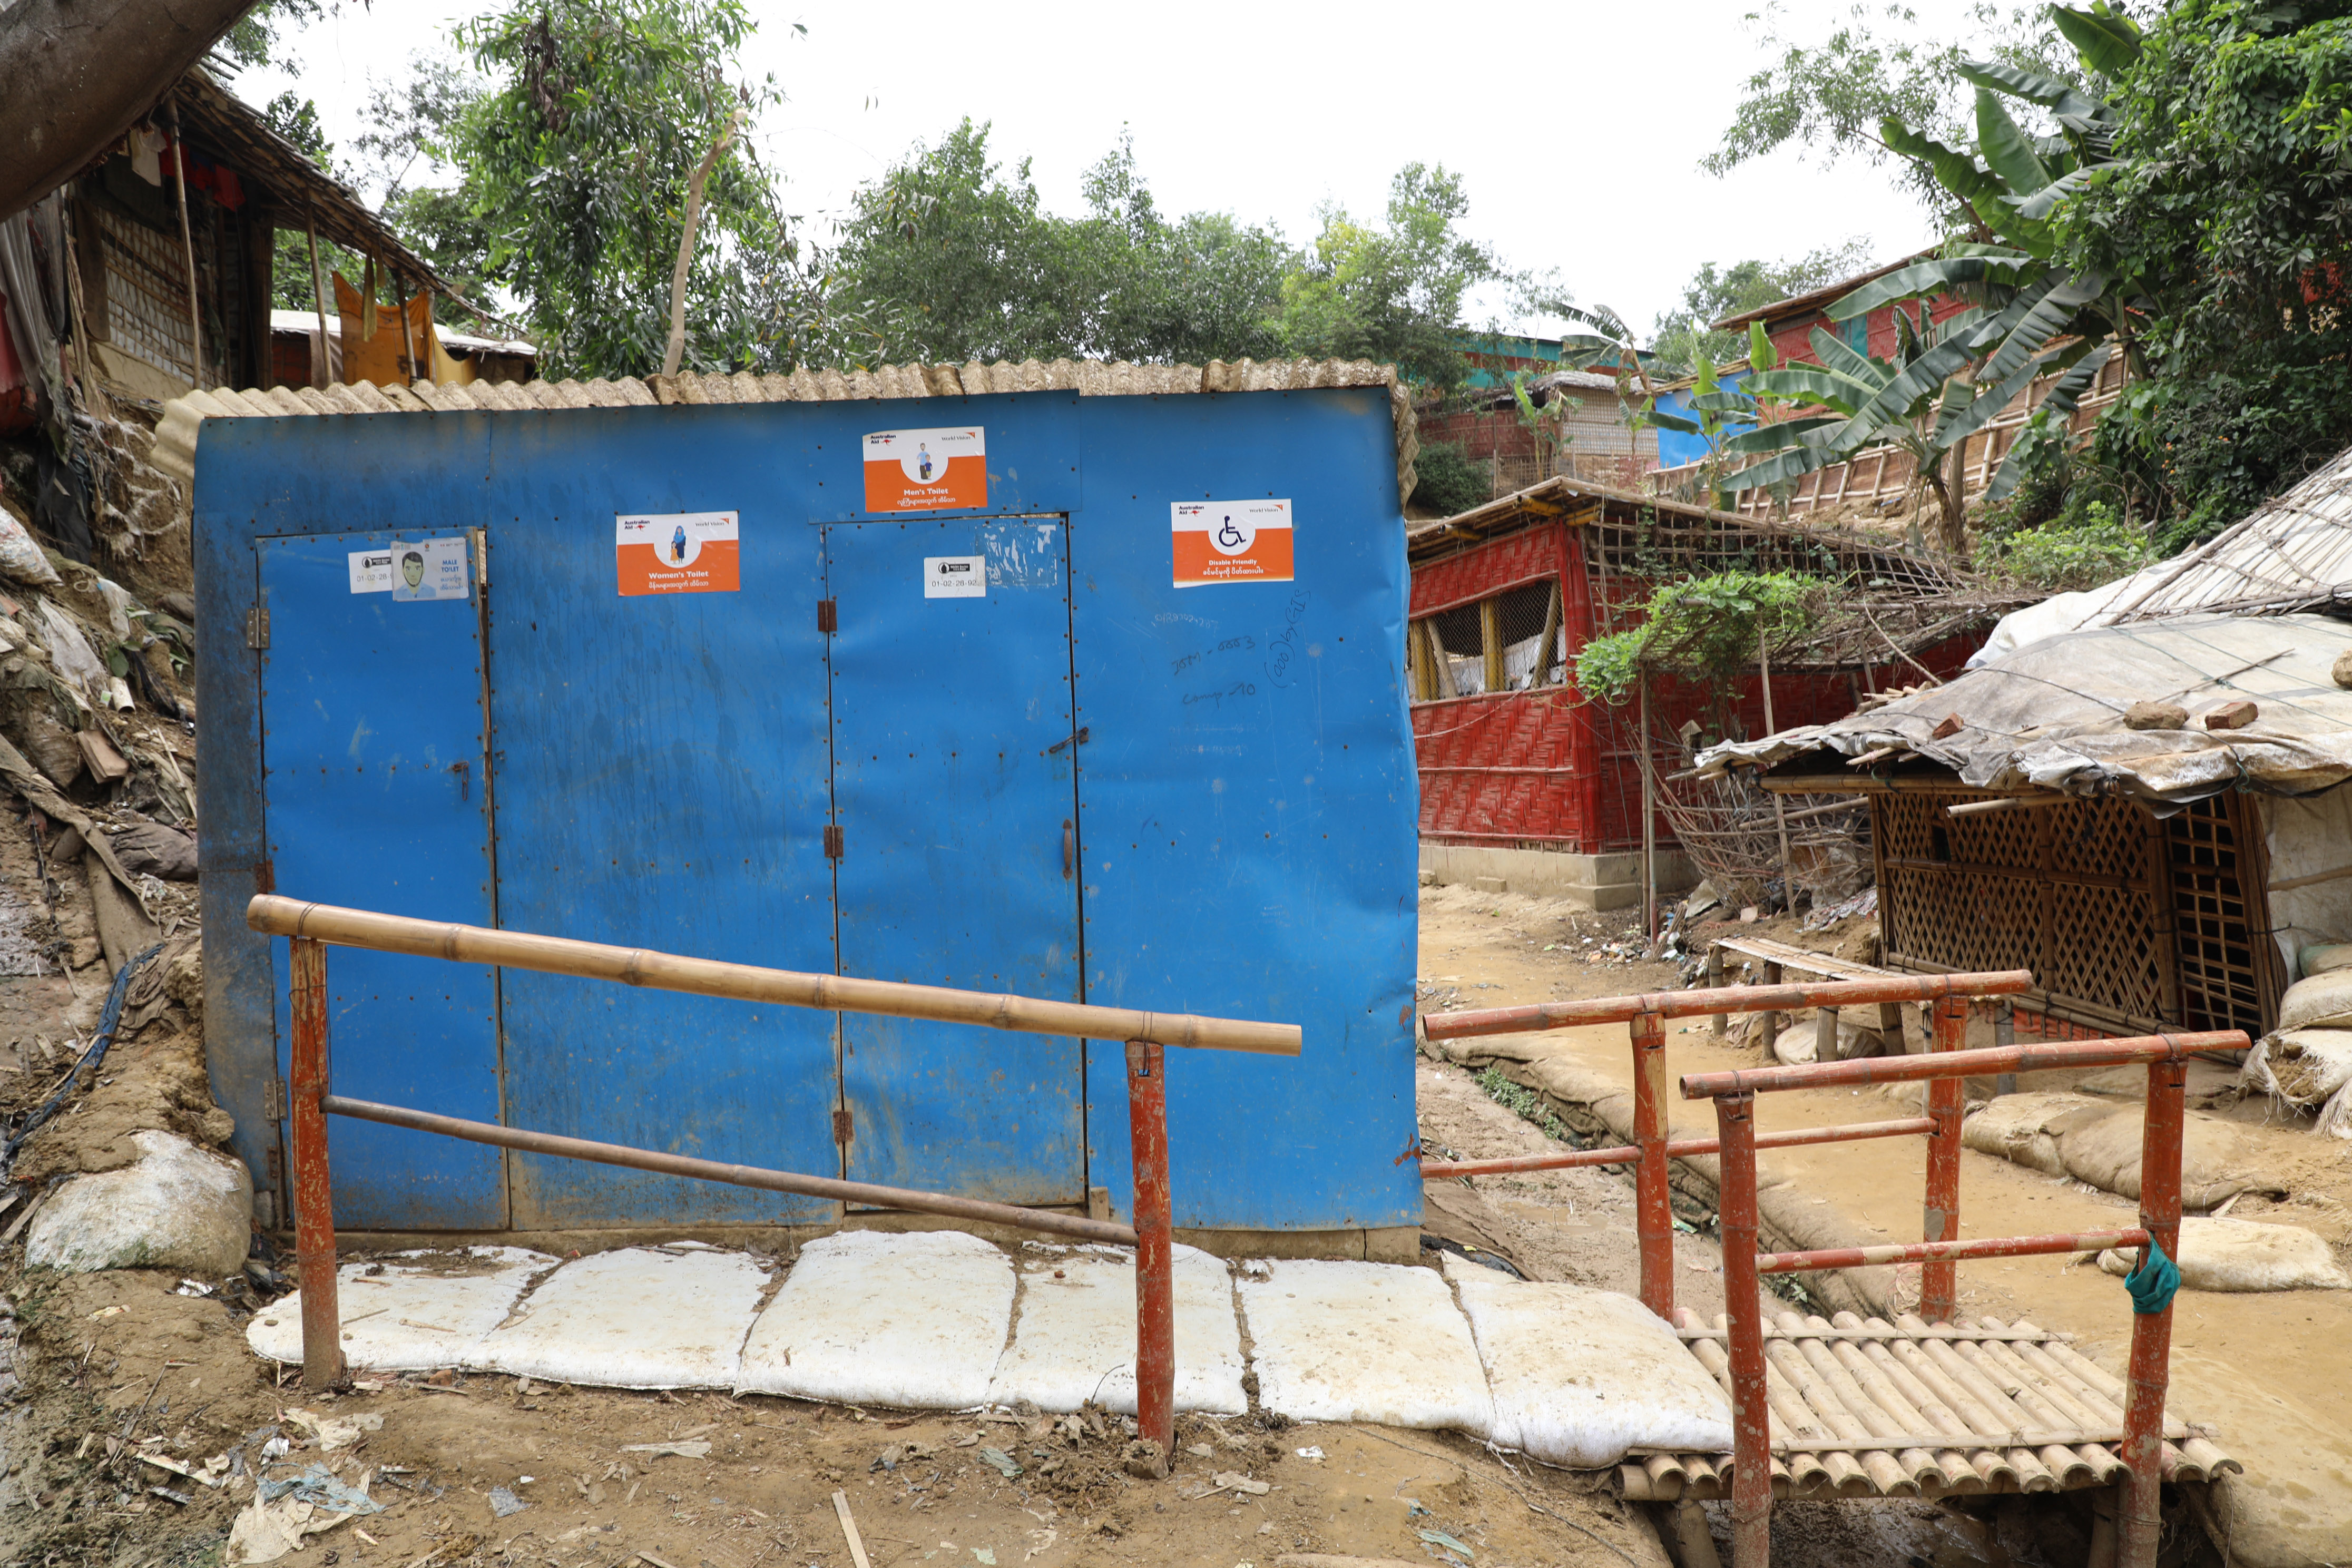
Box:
2125 1237 2180 1314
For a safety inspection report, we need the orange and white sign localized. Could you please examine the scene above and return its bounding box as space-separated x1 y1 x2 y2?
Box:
863 426 987 513
1172 498 1293 588
616 511 739 597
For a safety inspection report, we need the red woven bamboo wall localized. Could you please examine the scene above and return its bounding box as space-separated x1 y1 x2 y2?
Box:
1411 523 1986 854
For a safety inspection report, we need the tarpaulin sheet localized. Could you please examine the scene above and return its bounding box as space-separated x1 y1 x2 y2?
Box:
1697 612 2352 807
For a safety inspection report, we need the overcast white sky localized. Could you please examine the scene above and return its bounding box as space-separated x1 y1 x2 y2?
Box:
240 0 1991 339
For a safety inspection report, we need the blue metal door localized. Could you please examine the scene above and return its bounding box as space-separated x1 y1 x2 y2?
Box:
826 517 1085 1204
258 530 504 1229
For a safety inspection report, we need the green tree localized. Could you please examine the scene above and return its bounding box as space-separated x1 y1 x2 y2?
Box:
444 0 788 378
1704 2 2083 216
1648 242 1877 374
1272 164 1505 393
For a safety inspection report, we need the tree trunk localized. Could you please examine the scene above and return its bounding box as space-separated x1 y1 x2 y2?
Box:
0 0 253 222
1928 454 1967 555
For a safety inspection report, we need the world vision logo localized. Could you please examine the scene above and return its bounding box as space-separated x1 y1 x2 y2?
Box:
1171 499 1293 588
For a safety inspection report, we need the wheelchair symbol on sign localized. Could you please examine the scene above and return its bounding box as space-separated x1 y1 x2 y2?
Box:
1215 515 1247 551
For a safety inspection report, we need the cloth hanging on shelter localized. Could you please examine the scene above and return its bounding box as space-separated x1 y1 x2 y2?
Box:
331 271 458 387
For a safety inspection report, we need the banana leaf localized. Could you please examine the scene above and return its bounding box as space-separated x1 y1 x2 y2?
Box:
1983 341 2113 502
1956 57 2105 121
1809 326 1884 387
2010 162 2104 222
1721 414 1844 456
1975 88 2052 196
1828 250 2034 319
1977 269 2107 386
2051 4 2143 78
1745 365 1875 411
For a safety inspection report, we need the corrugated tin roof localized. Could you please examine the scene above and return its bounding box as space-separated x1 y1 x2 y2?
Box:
1697 611 2352 805
151 356 1419 504
1709 248 1938 334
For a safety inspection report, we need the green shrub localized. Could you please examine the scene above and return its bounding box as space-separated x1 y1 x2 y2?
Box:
1572 570 1823 705
1410 440 1489 516
1972 505 2154 592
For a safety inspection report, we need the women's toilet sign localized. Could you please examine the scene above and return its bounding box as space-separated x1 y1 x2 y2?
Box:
864 426 987 512
1172 499 1293 587
616 511 740 596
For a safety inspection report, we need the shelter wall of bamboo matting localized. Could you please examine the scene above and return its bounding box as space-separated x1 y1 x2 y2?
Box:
1620 1310 2238 1502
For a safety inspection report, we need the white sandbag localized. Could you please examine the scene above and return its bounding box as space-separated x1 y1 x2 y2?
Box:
2280 969 2352 1032
2244 1028 2352 1134
2303 942 2352 978
25 1129 251 1277
248 1247 557 1370
1446 1259 1731 1466
0 500 61 587
2098 1217 2351 1292
987 1243 1245 1415
1237 1258 1495 1436
468 1242 768 1389
738 1230 1014 1408
1962 1093 2284 1208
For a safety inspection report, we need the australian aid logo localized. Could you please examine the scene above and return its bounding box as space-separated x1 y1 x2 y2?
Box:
863 426 987 513
1171 499 1293 587
615 511 740 596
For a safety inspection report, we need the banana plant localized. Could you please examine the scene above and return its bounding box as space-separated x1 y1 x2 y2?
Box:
1554 302 1758 503
1812 3 2148 505
1722 293 2110 552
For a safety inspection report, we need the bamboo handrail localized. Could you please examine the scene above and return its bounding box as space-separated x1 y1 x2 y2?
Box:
247 895 1301 1056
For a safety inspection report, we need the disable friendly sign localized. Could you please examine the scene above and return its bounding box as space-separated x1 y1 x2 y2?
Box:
1172 498 1293 587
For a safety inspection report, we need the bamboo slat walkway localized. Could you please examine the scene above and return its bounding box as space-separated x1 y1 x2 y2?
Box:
1618 1309 2240 1502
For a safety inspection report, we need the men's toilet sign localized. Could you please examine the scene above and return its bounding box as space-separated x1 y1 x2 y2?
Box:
1172 498 1293 587
864 426 987 513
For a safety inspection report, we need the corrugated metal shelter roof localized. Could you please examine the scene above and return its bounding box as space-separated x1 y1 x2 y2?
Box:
1696 611 2352 805
1708 248 1937 334
151 356 1419 503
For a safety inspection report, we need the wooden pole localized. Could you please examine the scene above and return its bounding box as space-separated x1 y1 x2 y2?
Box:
305 207 330 388
248 894 1300 1055
1640 675 1658 941
1126 1040 1175 1470
288 937 344 1393
1759 629 1795 910
163 97 202 386
2119 1057 2186 1568
1631 1010 1674 1318
1479 597 1506 694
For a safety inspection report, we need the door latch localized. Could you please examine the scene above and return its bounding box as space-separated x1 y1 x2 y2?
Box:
1045 726 1091 756
1062 819 1074 879
824 824 844 859
817 599 837 634
450 760 471 801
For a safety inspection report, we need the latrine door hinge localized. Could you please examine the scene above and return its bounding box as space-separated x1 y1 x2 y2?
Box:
246 605 270 649
824 824 844 859
832 1106 854 1145
817 599 837 634
264 1076 286 1121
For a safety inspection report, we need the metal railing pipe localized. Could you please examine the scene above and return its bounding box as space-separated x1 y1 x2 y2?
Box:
320 1094 1139 1246
1678 1031 2247 1100
248 895 1301 1056
1756 1228 2149 1274
1421 969 2033 1041
1415 1116 1936 1179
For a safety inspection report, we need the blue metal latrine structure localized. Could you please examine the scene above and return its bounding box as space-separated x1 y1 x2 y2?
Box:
190 373 1418 1240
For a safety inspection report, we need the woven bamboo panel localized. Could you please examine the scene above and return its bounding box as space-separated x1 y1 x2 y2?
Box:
2168 793 2284 1036
1878 793 2165 1024
1618 1310 2239 1502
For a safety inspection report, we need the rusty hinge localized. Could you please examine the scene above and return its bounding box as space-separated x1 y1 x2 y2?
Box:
264 1076 286 1121
263 1145 283 1189
824 824 844 859
245 605 270 649
817 599 837 634
832 1106 854 1145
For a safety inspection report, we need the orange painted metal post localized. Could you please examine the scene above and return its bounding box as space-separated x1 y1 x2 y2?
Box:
1125 1040 1174 1474
2120 1054 2186 1566
288 936 344 1392
1920 994 1967 1323
1630 1010 1674 1319
1716 1090 1772 1566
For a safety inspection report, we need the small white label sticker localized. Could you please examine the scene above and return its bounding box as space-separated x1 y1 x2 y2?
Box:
924 555 986 599
348 549 395 593
388 537 471 602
